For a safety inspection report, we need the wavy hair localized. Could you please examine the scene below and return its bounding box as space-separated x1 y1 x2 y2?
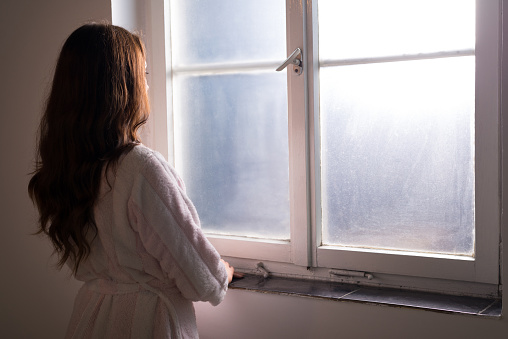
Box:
28 23 150 274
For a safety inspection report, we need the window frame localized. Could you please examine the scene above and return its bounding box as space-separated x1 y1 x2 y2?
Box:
310 0 501 285
148 0 501 296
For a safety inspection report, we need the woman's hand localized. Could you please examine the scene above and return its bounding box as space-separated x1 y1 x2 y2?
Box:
221 259 234 284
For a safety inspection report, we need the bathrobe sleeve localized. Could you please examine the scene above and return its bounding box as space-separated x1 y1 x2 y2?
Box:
127 150 228 306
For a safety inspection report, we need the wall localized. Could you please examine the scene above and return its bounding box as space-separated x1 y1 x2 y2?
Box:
0 1 111 338
1 0 506 338
195 289 505 339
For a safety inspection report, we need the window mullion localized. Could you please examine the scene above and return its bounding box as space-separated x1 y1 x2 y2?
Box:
473 0 501 284
287 0 312 267
307 0 321 268
319 49 475 68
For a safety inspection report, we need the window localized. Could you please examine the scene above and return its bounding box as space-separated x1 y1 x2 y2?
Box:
319 1 475 255
154 0 501 296
170 0 290 241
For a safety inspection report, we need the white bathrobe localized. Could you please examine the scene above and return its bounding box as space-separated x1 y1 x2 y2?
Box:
65 145 228 339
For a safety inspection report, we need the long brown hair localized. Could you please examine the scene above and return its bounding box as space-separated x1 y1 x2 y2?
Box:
28 23 150 274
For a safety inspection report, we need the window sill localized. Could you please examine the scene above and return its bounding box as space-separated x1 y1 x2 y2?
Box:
229 274 502 317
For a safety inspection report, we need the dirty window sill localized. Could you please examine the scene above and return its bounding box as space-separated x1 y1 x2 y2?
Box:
229 274 502 317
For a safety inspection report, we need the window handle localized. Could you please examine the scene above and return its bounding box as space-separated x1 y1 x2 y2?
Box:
256 262 270 278
276 47 303 75
330 269 374 280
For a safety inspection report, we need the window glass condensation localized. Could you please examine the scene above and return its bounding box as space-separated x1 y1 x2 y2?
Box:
318 0 476 256
170 0 290 240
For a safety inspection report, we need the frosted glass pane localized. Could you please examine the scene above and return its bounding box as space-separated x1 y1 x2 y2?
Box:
174 71 289 239
319 0 475 60
320 57 475 255
171 0 286 67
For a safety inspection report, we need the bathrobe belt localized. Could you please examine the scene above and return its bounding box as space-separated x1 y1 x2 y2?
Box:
84 278 182 339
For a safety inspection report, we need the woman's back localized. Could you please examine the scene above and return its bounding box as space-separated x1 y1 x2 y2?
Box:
66 145 228 338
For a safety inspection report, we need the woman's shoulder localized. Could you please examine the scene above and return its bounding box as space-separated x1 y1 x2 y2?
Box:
118 144 186 193
121 144 176 179
122 144 163 167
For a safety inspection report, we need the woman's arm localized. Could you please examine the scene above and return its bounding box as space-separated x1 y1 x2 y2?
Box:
128 149 230 305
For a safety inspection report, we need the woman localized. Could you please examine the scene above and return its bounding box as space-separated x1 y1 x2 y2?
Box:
28 23 234 338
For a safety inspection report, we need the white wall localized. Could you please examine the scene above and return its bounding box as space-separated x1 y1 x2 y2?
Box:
0 1 111 338
195 289 505 339
1 0 506 338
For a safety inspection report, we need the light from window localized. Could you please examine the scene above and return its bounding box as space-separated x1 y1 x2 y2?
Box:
318 0 476 256
318 0 475 60
170 0 290 240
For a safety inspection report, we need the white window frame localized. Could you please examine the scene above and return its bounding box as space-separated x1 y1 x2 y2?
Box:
312 0 501 286
145 0 501 296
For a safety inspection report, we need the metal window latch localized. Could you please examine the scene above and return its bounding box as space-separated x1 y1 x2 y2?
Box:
276 48 303 75
256 262 270 278
330 269 374 280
